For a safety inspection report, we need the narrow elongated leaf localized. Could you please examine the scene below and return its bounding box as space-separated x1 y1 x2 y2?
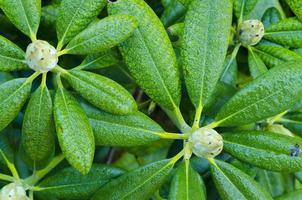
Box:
108 0 181 111
38 165 124 200
0 78 31 131
285 0 302 22
22 85 55 162
65 15 138 55
1 0 41 37
253 45 302 68
88 110 162 147
0 35 28 71
234 0 258 19
169 161 206 200
210 160 272 200
79 49 120 70
54 87 94 174
215 61 302 126
92 159 173 200
56 0 106 47
248 47 268 78
223 131 302 172
181 0 232 110
62 70 137 115
265 18 302 48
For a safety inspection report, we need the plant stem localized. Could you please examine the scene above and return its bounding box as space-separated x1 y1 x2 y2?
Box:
51 65 68 74
0 173 15 182
26 72 40 84
25 154 64 186
192 106 203 130
41 73 47 88
158 132 189 140
170 149 185 164
0 151 20 180
220 43 241 81
163 107 191 133
57 49 69 57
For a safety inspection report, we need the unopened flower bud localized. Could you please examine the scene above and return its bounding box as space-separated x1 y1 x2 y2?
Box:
189 127 223 158
25 40 58 72
238 20 264 46
0 183 29 200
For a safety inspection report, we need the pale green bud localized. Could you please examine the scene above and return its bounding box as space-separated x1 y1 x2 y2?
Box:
25 40 58 72
189 127 223 158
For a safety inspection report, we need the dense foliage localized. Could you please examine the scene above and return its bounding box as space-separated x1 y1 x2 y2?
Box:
1 0 302 199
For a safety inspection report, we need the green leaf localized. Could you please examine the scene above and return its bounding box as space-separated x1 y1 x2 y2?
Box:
0 35 28 71
252 45 302 68
210 160 272 200
38 164 124 200
78 49 121 70
248 47 268 78
265 18 302 48
285 0 302 22
215 61 302 126
0 78 31 131
92 159 174 200
88 110 162 147
54 87 94 174
257 170 285 197
276 190 302 200
169 161 206 200
234 0 258 20
64 14 138 55
62 70 137 115
0 133 14 166
56 0 106 48
220 55 238 87
22 84 55 163
108 0 181 111
181 0 232 111
160 0 186 27
261 7 282 28
223 131 302 172
1 0 41 38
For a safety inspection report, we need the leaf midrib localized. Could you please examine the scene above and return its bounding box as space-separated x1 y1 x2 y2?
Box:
135 29 178 110
18 0 34 34
217 89 282 124
121 162 172 199
89 118 161 136
59 0 85 45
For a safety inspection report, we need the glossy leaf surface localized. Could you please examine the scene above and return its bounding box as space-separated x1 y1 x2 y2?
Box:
56 0 106 47
169 161 206 200
88 110 162 147
65 15 138 55
1 0 41 37
22 85 54 162
54 87 94 174
215 61 302 126
108 0 181 111
92 159 174 200
0 35 28 71
223 131 302 172
38 164 124 200
210 160 272 200
181 0 232 110
0 78 31 131
62 70 137 115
